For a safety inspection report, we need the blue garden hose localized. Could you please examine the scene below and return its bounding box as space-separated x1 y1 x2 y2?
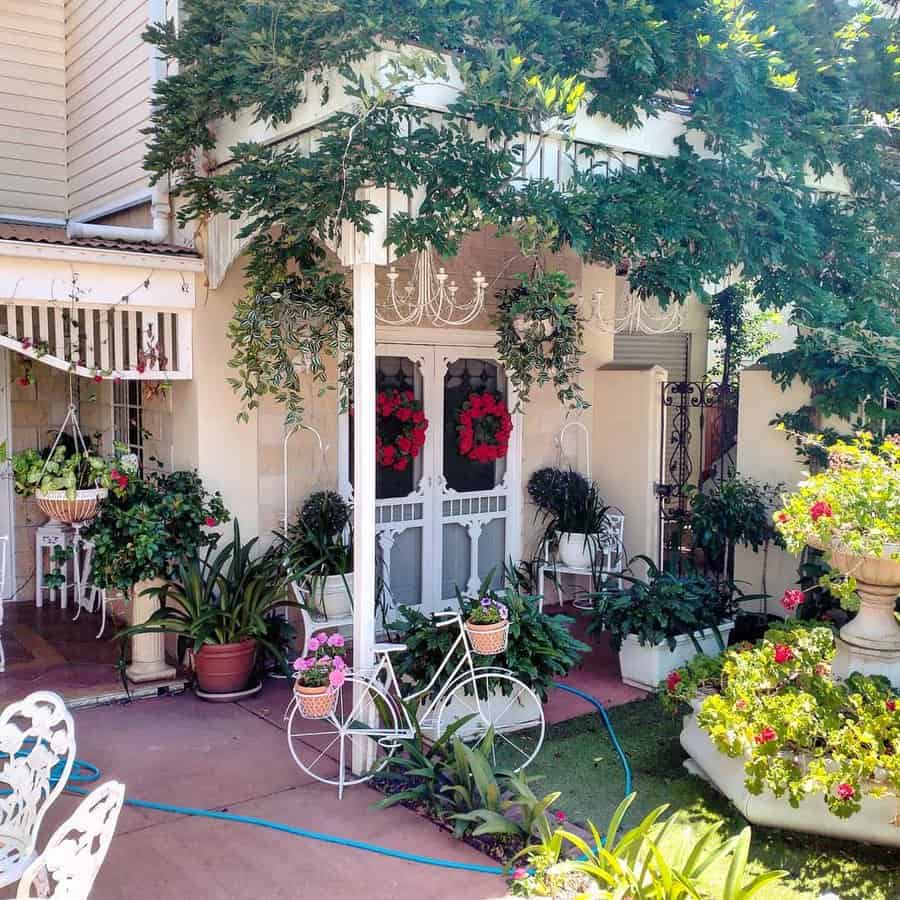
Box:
50 682 630 878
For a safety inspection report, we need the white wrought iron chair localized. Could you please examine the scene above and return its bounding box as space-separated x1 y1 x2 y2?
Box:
11 781 124 900
0 693 76 888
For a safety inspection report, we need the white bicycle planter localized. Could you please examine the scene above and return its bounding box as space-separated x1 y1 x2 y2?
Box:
285 610 546 797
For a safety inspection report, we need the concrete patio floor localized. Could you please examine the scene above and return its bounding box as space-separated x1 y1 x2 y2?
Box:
32 604 641 899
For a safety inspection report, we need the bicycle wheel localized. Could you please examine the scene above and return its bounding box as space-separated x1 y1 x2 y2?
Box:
435 672 545 770
286 675 401 792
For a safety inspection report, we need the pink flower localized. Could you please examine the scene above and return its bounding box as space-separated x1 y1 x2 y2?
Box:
773 644 794 664
781 589 804 611
328 669 346 689
754 726 777 745
735 699 748 711
327 633 345 648
666 671 682 692
835 782 855 800
205 516 217 527
553 810 567 824
307 637 322 653
293 657 314 671
331 656 346 671
511 867 528 880
810 501 833 522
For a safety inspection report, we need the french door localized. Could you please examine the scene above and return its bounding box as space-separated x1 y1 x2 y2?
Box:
340 344 521 617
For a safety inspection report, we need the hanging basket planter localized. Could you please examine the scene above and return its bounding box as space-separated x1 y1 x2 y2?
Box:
294 684 338 719
464 620 510 655
35 487 108 524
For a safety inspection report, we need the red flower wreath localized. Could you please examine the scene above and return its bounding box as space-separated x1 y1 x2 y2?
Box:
376 389 428 471
456 391 513 464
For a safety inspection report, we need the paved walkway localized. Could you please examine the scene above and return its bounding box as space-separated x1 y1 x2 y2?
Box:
38 605 641 899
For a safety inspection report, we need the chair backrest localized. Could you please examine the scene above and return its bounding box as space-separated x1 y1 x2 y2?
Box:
0 692 75 856
16 781 124 900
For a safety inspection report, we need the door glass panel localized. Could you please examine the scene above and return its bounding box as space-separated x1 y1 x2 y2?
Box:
441 522 470 600
349 356 424 500
477 517 506 589
388 527 423 607
442 358 507 493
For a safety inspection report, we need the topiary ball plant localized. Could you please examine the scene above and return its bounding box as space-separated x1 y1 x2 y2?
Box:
297 490 351 538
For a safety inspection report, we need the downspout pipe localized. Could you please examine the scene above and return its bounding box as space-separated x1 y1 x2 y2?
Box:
66 0 171 245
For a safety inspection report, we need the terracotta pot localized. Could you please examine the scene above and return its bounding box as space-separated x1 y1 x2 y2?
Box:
294 683 337 719
36 488 108 523
464 620 509 655
193 639 257 694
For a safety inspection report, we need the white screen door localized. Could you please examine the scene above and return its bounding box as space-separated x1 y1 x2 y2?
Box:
340 343 521 617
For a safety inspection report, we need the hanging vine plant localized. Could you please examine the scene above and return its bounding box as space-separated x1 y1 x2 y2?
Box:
456 391 513 463
494 269 586 411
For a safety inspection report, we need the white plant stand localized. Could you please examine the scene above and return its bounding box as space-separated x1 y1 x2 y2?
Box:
35 522 71 609
680 709 900 847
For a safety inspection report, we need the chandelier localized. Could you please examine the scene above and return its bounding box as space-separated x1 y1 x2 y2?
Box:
377 246 487 327
584 288 684 335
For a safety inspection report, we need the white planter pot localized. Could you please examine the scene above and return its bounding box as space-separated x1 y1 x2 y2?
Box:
307 573 353 619
618 621 734 691
556 532 598 569
680 710 900 848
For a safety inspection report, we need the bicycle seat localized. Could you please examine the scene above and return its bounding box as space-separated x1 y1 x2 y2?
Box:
373 642 407 655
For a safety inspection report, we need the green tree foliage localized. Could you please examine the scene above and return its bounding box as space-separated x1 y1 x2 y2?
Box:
145 1 900 424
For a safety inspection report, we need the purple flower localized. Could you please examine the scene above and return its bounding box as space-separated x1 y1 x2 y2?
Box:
497 603 508 620
480 597 492 607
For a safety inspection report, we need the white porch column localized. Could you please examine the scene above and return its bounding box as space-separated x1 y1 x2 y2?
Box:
339 190 390 774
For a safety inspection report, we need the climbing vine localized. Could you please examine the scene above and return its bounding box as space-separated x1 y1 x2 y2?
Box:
145 1 900 424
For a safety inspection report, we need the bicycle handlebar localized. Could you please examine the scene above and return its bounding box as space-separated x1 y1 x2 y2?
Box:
434 612 461 628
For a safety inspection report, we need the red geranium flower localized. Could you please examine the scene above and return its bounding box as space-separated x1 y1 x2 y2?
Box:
810 501 833 522
887 699 896 713
835 783 855 800
781 589 804 612
773 644 794 664
754 727 777 745
205 516 217 527
665 671 682 692
776 511 789 523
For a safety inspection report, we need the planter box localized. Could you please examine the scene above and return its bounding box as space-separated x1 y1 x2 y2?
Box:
618 621 734 692
680 709 900 848
418 685 539 741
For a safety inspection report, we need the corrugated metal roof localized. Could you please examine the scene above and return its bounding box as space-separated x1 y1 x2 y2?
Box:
0 222 199 258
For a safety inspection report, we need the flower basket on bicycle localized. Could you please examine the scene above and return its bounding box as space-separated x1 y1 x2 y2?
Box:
292 631 347 719
464 596 509 654
294 683 338 719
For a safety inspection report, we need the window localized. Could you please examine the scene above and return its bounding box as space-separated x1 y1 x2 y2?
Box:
113 381 144 469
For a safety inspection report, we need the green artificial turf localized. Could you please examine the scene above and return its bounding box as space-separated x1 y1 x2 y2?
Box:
502 698 900 900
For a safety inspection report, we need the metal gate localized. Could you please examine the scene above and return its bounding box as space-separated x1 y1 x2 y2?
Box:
655 380 739 567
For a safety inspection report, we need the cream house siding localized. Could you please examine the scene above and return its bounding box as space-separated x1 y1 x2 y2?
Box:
65 0 151 221
0 0 67 222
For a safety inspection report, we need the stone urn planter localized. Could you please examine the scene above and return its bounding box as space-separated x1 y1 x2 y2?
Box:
618 621 735 691
828 547 900 685
126 578 176 684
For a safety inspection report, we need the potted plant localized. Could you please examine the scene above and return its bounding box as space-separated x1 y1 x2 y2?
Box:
292 631 347 718
119 521 300 695
589 555 735 691
464 595 510 654
85 466 229 683
527 467 609 569
494 269 588 411
679 622 900 844
775 432 900 682
5 441 130 523
280 490 353 619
